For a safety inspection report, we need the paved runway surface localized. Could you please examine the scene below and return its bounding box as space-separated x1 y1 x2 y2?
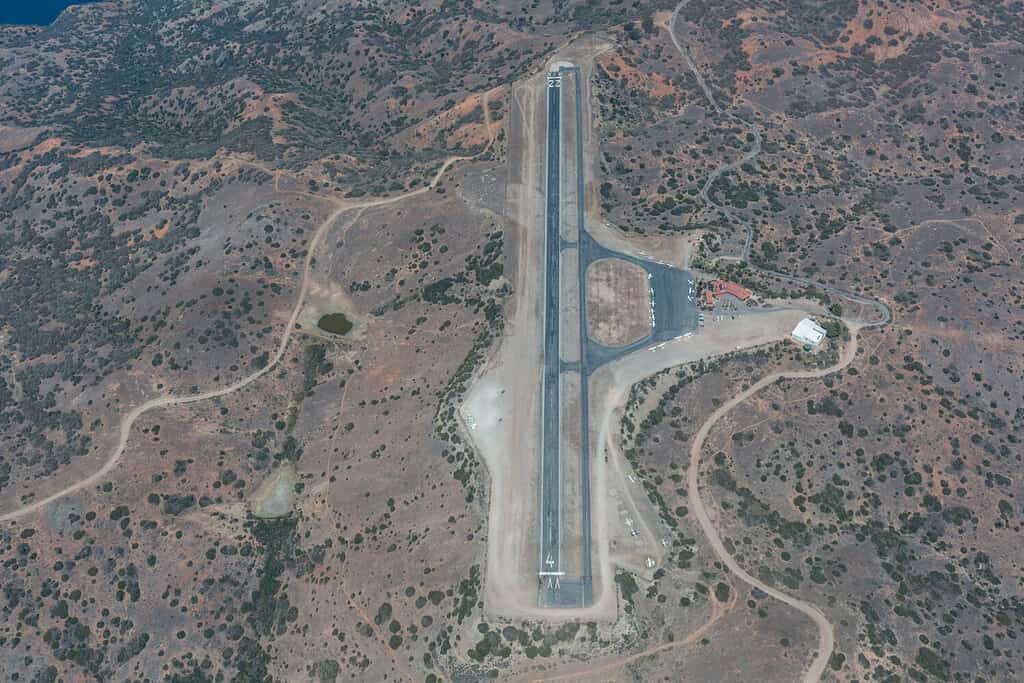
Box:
540 74 562 583
539 67 697 608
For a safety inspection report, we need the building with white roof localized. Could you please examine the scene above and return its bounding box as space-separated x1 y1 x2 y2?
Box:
792 318 827 347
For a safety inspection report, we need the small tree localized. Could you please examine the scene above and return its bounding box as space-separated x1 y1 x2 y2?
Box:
821 320 842 338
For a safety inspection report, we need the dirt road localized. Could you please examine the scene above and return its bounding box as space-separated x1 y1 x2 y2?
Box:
666 0 761 260
684 329 867 683
660 6 899 678
666 1 893 331
522 590 736 683
0 144 491 524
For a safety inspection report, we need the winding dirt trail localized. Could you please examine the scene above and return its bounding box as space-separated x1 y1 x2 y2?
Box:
525 589 737 683
667 0 761 260
660 4 899 679
0 144 490 524
683 330 865 682
666 1 892 331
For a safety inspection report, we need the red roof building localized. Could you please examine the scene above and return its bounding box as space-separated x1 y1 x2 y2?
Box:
710 280 752 300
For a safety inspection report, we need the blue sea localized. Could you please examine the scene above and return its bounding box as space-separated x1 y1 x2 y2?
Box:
0 0 100 26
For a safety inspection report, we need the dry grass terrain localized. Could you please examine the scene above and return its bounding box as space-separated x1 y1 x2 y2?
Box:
575 0 1024 680
586 258 652 346
0 0 685 679
1 0 1023 681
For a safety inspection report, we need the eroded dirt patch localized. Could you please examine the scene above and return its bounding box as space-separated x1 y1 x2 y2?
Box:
585 258 650 347
249 461 297 519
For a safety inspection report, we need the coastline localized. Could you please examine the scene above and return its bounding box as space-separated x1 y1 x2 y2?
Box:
0 0 101 28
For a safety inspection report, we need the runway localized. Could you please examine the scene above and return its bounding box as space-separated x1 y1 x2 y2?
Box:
538 66 697 608
539 72 563 583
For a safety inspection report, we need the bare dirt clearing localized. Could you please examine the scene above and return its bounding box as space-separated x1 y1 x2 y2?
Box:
585 258 651 347
464 66 547 620
249 461 297 518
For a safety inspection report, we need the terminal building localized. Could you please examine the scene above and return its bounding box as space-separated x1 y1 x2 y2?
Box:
704 279 753 306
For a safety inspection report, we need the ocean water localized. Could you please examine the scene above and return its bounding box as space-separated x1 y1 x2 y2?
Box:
0 0 100 26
